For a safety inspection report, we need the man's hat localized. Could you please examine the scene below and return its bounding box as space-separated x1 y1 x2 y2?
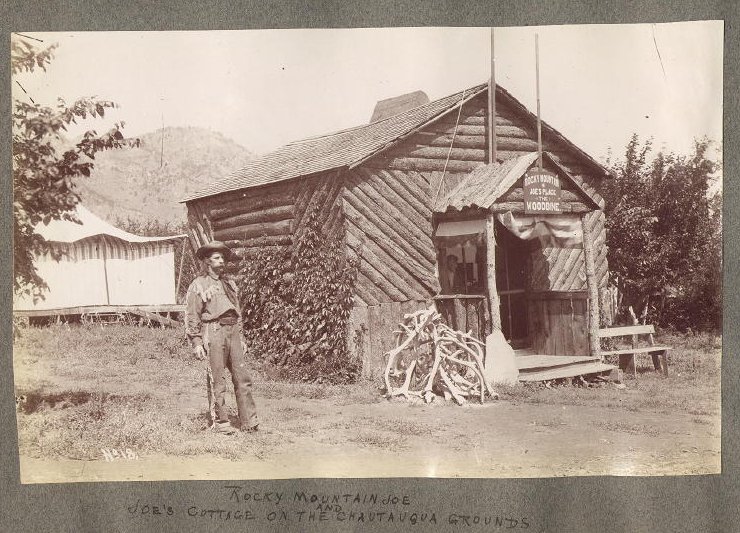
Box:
195 241 240 262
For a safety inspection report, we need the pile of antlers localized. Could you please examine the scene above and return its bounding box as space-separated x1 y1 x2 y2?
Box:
383 307 498 404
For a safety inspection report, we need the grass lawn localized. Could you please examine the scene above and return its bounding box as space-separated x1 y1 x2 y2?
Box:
12 322 721 482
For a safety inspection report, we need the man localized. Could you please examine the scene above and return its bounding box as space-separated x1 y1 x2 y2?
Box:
185 241 258 435
442 254 466 294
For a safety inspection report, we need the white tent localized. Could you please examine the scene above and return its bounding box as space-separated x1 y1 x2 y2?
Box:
14 205 186 311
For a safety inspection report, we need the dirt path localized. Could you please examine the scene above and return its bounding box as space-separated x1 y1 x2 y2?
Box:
20 397 720 483
14 325 721 483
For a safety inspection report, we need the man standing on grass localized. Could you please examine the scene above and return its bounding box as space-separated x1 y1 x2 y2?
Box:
185 241 258 435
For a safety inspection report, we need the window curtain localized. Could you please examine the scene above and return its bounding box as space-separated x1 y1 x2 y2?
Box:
434 219 486 247
496 211 583 248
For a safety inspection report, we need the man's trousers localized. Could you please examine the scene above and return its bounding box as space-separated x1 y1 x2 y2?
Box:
203 321 258 430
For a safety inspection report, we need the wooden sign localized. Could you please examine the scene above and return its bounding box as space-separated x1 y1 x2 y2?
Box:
523 169 562 214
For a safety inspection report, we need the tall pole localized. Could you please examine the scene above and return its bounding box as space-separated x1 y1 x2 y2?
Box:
488 27 497 165
535 33 543 170
101 236 111 305
582 214 601 358
486 213 502 332
160 111 165 168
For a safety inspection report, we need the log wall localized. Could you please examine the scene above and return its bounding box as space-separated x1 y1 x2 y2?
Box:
363 90 609 297
185 170 349 264
185 180 298 260
342 167 441 306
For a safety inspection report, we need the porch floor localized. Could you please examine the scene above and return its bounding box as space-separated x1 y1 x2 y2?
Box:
514 352 616 382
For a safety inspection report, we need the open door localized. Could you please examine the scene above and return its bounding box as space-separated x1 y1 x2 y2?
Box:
494 220 530 348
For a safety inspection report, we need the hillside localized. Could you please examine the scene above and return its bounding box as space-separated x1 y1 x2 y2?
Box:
74 127 253 226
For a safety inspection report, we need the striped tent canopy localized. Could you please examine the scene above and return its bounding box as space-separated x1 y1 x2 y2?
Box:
36 204 185 244
15 205 186 311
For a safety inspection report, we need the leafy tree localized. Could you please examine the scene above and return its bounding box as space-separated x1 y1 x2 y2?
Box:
12 36 138 301
603 135 721 331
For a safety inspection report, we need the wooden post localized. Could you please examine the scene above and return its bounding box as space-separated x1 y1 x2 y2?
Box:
535 33 543 171
101 236 111 305
488 27 497 164
581 214 600 358
175 237 187 301
486 213 502 331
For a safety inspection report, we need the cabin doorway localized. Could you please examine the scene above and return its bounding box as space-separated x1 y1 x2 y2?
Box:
494 220 530 348
434 218 531 348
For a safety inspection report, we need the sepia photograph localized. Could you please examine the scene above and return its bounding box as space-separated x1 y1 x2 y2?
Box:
11 22 722 484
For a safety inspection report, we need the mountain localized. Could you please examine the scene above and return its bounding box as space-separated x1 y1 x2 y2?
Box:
74 126 253 226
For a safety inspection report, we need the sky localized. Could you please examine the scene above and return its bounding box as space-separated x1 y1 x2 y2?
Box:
12 22 723 164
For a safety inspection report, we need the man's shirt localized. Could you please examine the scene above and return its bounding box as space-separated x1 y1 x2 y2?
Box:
185 273 240 348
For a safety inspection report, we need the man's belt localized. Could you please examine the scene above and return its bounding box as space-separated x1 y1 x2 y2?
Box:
218 315 239 326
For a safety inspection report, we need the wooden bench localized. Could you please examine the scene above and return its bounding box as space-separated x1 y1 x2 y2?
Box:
598 325 671 377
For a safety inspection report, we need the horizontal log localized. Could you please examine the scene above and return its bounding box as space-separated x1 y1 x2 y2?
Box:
425 124 485 136
212 204 294 230
213 218 293 241
495 125 531 139
496 150 538 161
229 235 293 249
494 114 517 126
411 132 487 149
437 114 486 126
451 105 486 117
209 193 294 221
386 146 486 162
372 156 482 173
206 179 295 206
496 137 541 152
435 107 515 125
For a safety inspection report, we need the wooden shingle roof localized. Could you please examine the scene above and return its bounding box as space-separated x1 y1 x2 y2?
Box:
184 83 609 203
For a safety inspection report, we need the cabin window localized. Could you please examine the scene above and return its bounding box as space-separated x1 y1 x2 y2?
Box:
435 219 487 295
437 240 485 295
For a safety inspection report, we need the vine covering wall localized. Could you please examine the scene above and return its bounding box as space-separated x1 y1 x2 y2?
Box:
238 201 360 383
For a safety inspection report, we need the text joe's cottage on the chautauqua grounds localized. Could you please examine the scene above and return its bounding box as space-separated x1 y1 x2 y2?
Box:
182 83 614 379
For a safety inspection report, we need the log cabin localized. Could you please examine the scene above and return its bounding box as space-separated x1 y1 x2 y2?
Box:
183 83 613 380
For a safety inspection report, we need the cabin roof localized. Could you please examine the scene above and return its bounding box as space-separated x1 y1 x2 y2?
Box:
435 151 601 213
183 83 610 203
